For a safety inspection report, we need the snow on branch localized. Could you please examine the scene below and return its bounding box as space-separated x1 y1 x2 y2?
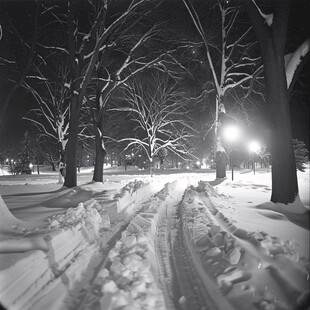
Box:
37 43 69 54
251 0 273 26
285 38 310 89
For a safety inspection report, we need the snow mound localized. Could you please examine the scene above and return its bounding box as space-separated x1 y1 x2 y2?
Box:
257 195 309 215
0 195 46 234
179 183 309 310
0 197 108 309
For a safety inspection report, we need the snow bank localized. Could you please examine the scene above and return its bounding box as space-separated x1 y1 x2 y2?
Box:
0 198 106 310
0 179 158 310
179 182 309 310
0 196 46 234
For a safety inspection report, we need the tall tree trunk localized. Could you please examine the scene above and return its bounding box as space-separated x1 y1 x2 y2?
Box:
215 100 227 179
265 48 298 203
243 0 298 204
93 124 106 182
149 158 154 176
64 100 80 187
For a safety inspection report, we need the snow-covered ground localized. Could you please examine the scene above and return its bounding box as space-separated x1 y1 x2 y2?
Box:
0 165 309 310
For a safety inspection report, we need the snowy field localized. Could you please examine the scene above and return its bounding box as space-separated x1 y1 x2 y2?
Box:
0 165 309 310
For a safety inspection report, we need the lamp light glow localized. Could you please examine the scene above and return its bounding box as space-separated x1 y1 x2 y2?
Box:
248 141 260 153
222 125 240 143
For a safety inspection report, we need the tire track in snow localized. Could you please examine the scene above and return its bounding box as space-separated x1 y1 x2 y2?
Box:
155 181 219 310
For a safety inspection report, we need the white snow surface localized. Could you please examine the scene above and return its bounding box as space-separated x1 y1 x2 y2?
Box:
0 166 309 310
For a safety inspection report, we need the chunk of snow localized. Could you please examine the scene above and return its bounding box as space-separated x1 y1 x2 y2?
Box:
224 247 242 265
210 225 221 236
122 235 137 248
110 261 126 276
205 247 221 257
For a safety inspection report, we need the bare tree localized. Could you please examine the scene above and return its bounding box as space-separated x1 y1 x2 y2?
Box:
183 0 263 179
242 0 310 204
84 11 185 182
21 62 93 182
64 0 169 187
108 74 194 175
21 64 70 181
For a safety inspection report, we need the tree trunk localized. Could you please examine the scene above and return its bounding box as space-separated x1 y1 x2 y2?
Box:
51 163 56 171
264 47 298 203
93 124 106 182
243 0 298 204
149 158 154 176
64 100 80 187
216 150 227 178
215 100 227 179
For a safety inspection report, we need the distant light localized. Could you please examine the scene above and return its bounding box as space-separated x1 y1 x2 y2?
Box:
196 160 201 166
138 155 141 157
248 141 261 153
11 159 13 163
131 152 134 156
186 165 189 169
29 163 33 169
222 125 240 143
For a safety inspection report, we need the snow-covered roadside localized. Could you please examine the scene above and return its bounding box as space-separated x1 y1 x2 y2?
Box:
179 181 309 309
0 179 159 310
0 168 309 310
211 167 309 259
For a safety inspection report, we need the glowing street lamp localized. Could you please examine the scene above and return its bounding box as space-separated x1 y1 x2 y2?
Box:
222 124 241 181
248 141 261 175
222 125 240 143
248 141 260 153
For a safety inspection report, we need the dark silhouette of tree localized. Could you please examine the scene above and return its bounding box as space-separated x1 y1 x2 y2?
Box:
242 0 309 204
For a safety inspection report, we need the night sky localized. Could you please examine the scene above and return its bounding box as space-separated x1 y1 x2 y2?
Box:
0 0 309 151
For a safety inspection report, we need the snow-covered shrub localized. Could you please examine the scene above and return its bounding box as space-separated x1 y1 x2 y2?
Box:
293 139 309 171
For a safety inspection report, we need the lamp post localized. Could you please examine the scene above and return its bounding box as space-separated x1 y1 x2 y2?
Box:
248 141 260 175
131 152 134 166
222 125 241 181
29 163 34 173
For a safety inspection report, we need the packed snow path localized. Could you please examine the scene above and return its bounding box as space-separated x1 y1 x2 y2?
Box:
0 174 309 310
155 184 221 310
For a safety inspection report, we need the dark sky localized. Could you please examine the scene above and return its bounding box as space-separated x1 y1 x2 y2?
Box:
0 0 309 150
